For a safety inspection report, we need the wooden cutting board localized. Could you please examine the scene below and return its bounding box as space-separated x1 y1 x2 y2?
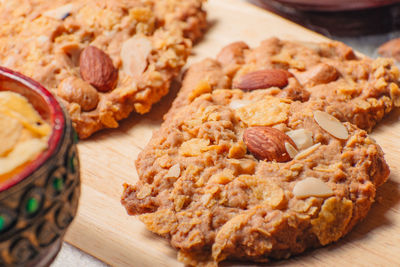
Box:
64 0 400 266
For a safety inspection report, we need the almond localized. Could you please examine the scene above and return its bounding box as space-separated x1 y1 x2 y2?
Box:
234 69 293 91
286 128 314 150
294 143 321 160
285 142 298 158
121 35 152 79
165 163 181 178
243 126 297 162
58 76 99 111
313 111 349 140
79 46 118 92
293 177 333 198
295 63 339 86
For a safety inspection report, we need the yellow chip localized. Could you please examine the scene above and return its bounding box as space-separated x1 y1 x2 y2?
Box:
0 91 51 137
0 138 47 176
235 96 291 126
0 113 23 156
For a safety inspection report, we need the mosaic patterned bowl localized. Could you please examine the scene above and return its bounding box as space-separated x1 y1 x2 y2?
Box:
0 67 80 266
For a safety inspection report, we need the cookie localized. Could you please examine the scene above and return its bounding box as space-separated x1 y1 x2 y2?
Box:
122 89 389 266
167 38 400 131
378 38 400 62
0 0 206 138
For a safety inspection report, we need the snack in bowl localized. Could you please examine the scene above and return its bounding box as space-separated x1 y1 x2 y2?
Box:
122 89 389 266
167 38 400 131
0 0 207 138
0 67 80 266
0 91 51 182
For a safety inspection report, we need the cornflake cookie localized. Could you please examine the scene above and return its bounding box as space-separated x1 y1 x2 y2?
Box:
167 38 400 131
378 38 400 62
122 89 390 266
0 0 206 138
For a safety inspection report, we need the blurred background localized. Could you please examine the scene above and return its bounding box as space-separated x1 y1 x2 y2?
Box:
249 0 400 56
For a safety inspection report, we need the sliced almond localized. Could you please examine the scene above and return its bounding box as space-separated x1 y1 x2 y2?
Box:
313 111 349 140
285 142 298 159
229 99 252 110
294 143 321 160
286 129 314 150
165 163 181 178
121 35 152 79
293 177 333 198
43 3 75 20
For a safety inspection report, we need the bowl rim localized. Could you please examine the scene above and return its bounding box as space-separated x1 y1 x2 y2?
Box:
0 66 65 192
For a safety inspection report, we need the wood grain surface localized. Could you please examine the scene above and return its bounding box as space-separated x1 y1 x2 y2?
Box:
64 0 400 266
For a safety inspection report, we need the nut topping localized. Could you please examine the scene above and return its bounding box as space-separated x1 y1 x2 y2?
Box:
295 63 339 86
294 143 321 160
121 35 152 79
243 126 297 162
293 177 334 198
79 46 118 92
286 129 314 150
285 142 298 159
313 111 349 140
234 69 293 91
165 163 181 178
58 76 99 111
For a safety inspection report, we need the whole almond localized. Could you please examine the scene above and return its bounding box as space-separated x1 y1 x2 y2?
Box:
79 46 118 92
234 69 293 91
243 126 297 162
58 76 99 111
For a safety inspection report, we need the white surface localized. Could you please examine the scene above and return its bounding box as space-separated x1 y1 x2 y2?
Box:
51 243 107 267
